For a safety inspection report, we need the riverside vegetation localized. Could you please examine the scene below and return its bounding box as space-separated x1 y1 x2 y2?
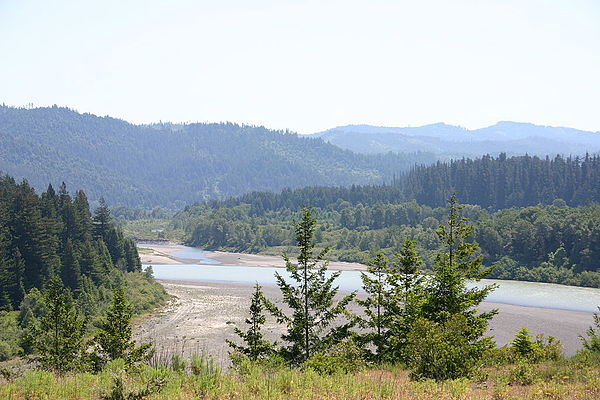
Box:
128 154 600 288
2 195 600 399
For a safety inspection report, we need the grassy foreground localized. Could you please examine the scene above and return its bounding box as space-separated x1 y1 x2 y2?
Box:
2 356 600 400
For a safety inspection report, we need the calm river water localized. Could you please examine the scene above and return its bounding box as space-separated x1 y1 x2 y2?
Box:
145 245 600 313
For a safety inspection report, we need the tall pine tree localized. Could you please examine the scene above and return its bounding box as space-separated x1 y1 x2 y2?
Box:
265 207 355 364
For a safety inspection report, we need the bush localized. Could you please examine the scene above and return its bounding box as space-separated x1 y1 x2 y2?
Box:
302 340 365 375
0 340 13 361
170 354 187 373
508 361 537 385
510 328 563 362
535 334 563 361
406 315 494 381
511 327 539 359
581 307 600 353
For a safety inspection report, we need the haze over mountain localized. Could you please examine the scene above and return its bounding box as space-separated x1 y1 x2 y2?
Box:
311 122 600 157
0 105 433 208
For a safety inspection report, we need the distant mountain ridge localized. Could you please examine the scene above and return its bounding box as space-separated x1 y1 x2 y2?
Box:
311 122 600 156
0 105 433 208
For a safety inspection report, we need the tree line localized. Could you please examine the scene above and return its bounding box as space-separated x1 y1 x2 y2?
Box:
183 153 600 217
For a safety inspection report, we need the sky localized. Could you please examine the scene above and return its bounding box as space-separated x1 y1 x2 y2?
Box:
1 0 599 133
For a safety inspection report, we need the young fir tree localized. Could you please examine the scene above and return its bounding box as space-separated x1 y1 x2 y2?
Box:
226 283 273 361
422 194 497 325
356 252 391 362
91 286 151 368
386 239 425 362
93 197 111 241
407 194 497 380
511 327 539 359
26 277 88 374
265 207 355 364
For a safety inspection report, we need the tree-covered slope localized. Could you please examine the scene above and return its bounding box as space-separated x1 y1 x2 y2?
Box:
0 105 434 208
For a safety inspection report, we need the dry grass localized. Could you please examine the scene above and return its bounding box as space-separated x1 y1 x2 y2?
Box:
2 357 599 400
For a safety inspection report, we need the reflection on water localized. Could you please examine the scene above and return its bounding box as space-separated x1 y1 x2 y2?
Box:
143 245 600 313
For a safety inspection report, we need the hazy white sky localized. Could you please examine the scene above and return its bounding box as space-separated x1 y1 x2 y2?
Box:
1 0 599 133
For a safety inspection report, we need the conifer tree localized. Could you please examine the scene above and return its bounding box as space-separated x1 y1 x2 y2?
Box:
580 306 600 353
93 197 111 240
90 286 151 368
356 252 390 362
422 194 497 326
406 194 497 380
265 207 355 364
386 239 425 361
357 241 425 363
26 278 88 374
60 239 82 292
227 283 273 361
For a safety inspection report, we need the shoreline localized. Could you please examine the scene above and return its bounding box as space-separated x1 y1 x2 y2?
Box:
134 279 596 362
137 244 367 271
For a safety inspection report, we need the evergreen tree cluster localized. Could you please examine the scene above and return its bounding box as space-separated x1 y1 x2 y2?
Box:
229 199 498 380
403 153 600 209
0 175 141 311
179 153 600 219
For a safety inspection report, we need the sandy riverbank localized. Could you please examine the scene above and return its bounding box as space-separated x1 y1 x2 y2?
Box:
134 280 595 366
138 244 366 271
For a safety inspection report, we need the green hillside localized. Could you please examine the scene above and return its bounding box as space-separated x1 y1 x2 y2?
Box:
0 106 434 208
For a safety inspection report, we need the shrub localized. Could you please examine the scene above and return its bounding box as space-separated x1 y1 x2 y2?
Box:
508 361 537 385
581 306 600 353
406 315 494 381
303 340 365 375
511 327 539 359
170 354 187 373
535 334 563 361
0 340 13 361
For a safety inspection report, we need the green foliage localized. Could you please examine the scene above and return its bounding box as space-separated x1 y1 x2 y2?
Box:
170 354 187 373
581 306 600 353
90 286 152 369
101 373 166 400
302 340 365 375
512 327 539 359
227 284 274 361
0 311 22 360
508 360 538 385
404 195 496 380
25 278 88 374
190 353 221 377
356 241 426 364
406 315 494 381
421 194 497 324
265 207 356 364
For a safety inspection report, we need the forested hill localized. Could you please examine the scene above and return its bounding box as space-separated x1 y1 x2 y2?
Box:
187 153 600 215
0 105 434 208
312 122 600 157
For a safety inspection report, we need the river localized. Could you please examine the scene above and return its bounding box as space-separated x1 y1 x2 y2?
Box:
145 245 600 313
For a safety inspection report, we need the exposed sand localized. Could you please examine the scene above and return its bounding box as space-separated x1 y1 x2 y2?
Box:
134 280 596 366
138 245 188 265
207 250 366 271
138 244 366 271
